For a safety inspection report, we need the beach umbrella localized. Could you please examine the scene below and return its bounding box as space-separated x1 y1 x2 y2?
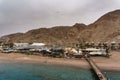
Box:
111 41 116 45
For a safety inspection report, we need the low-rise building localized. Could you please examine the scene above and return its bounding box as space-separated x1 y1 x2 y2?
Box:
14 43 29 49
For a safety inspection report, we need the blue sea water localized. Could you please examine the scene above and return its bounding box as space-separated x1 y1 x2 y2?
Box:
0 62 119 80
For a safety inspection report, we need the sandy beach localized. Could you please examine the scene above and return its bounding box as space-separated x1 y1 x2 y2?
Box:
0 51 120 71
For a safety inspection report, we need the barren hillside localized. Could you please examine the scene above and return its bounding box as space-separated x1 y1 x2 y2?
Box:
0 10 120 46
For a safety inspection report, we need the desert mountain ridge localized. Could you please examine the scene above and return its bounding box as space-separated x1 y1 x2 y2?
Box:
0 10 120 46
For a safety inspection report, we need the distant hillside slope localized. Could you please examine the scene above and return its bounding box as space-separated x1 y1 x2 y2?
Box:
0 23 86 46
81 10 120 42
0 10 120 46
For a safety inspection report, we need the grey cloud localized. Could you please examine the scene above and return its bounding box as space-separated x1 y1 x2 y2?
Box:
0 0 120 36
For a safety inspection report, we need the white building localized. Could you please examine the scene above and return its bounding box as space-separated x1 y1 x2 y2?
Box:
14 43 29 49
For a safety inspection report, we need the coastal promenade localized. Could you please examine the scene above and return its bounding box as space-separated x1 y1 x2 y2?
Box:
86 58 108 80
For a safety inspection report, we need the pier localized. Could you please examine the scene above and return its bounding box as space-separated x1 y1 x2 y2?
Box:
86 58 108 80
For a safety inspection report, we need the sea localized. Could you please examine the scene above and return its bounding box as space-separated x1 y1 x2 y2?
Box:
0 62 120 80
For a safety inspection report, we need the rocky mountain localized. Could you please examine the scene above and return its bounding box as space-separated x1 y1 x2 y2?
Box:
0 10 120 46
83 10 120 42
0 23 87 46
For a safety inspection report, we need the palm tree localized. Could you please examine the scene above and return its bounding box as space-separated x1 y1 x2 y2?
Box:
97 42 102 48
76 43 79 48
79 43 83 49
9 43 14 48
90 42 95 48
103 43 108 49
118 43 120 49
85 42 89 48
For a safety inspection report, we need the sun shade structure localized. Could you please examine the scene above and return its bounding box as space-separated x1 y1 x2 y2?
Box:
26 43 46 50
31 43 46 46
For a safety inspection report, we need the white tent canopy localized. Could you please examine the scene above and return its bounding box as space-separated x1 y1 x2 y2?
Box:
111 41 116 44
31 43 46 46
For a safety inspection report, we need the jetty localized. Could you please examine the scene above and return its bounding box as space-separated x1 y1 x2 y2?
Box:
86 58 108 80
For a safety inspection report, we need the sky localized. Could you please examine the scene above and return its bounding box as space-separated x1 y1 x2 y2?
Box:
0 0 120 37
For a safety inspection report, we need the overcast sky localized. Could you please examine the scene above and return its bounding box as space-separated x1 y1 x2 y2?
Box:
0 0 120 37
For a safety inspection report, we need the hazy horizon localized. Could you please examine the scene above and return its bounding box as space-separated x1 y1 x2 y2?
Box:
0 0 120 37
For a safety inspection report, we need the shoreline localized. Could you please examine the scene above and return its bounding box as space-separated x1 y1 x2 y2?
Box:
0 51 120 72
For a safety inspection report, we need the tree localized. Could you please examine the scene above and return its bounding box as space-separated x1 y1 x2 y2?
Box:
97 42 102 48
79 43 84 49
85 42 89 48
118 43 120 49
103 43 108 49
9 43 14 48
90 42 95 48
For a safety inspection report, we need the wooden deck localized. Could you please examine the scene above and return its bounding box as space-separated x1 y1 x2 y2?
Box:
86 58 108 80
